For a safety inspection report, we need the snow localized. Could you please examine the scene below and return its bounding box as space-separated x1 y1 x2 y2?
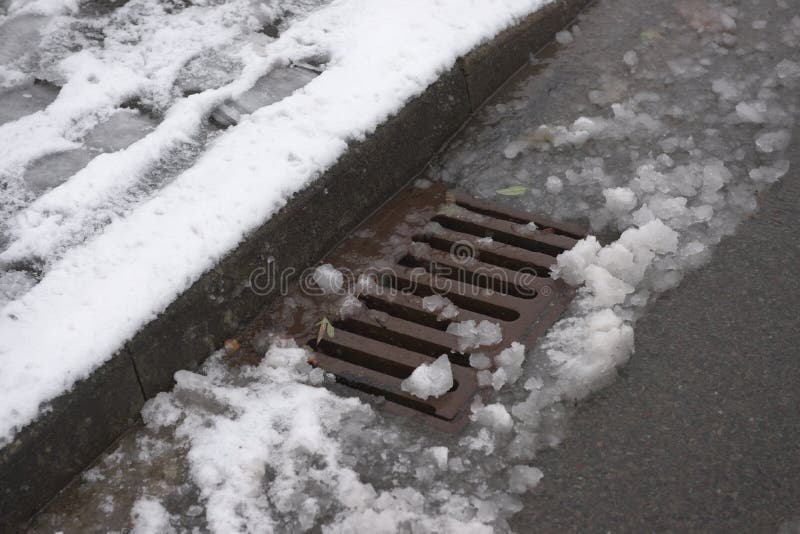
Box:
622 50 638 68
755 129 791 153
130 497 175 534
468 353 492 370
400 355 453 400
554 30 573 45
471 403 513 433
493 342 526 387
545 175 563 193
312 263 344 295
0 0 555 444
507 465 543 494
736 100 768 123
446 320 502 352
421 294 459 320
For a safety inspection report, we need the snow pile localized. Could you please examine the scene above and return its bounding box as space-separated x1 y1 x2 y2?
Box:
0 0 554 443
400 355 453 400
113 346 503 532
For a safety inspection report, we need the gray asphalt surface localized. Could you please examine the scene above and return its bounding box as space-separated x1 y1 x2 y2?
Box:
512 147 800 532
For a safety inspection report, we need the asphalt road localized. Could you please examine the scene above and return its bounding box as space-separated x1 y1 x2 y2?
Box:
512 147 800 532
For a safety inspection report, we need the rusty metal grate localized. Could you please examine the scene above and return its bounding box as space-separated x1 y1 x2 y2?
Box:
238 183 586 432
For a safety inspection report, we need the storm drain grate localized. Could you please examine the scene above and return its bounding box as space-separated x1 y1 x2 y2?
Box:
240 183 586 432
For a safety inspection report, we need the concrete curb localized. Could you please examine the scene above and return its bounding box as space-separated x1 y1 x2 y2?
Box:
0 0 591 528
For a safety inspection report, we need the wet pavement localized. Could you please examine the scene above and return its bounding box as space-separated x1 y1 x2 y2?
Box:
512 142 800 532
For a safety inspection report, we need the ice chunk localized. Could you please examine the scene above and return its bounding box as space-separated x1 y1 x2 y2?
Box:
776 59 800 87
596 243 636 282
130 497 174 534
503 139 528 159
702 162 732 196
735 101 768 123
494 342 526 386
491 367 507 391
623 50 638 68
648 195 688 221
400 355 453 400
545 175 563 193
555 30 573 45
754 129 791 153
508 465 543 494
749 160 790 183
421 294 459 320
477 370 492 387
469 353 492 370
308 367 325 386
548 309 635 383
425 446 449 470
312 264 344 294
603 187 638 214
711 78 739 101
583 264 634 306
619 219 679 256
551 236 601 285
676 0 736 33
446 319 502 351
472 403 513 433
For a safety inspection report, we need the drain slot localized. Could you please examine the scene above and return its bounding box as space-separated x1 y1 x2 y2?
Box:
451 191 586 240
312 337 415 379
415 232 554 275
358 294 449 331
431 214 573 257
383 271 521 322
399 253 537 299
334 317 470 366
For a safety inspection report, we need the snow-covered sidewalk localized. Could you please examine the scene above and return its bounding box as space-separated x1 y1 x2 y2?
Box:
0 0 554 445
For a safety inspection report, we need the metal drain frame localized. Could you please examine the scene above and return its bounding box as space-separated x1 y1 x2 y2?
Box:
239 183 586 432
